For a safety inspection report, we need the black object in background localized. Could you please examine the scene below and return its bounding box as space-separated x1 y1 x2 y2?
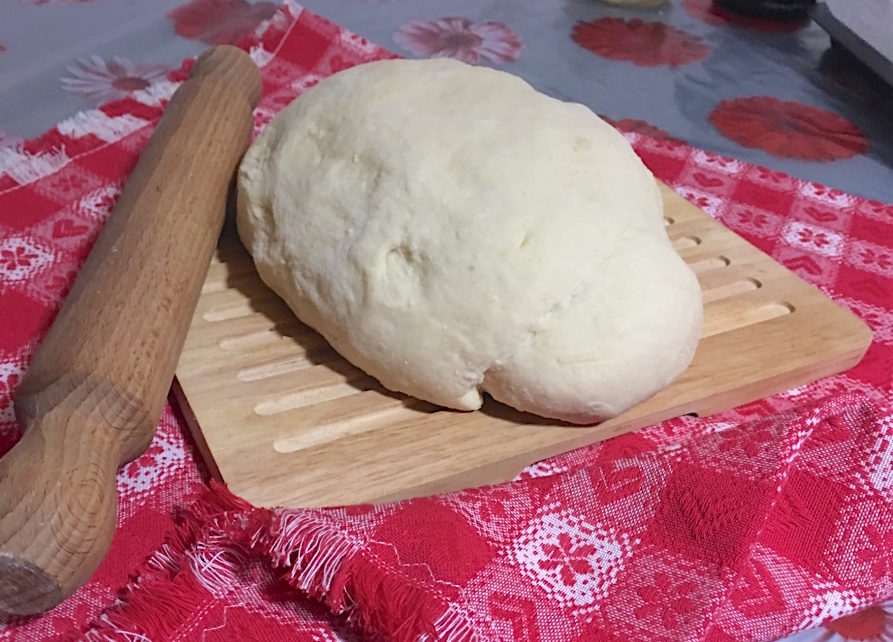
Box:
715 0 816 21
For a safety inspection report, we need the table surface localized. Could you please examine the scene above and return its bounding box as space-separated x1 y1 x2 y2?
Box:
0 1 890 640
0 0 891 204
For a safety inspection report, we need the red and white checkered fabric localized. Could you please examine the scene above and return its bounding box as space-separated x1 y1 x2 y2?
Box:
1 3 891 640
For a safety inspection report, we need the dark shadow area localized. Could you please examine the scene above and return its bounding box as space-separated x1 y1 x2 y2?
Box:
216 225 434 410
478 393 588 428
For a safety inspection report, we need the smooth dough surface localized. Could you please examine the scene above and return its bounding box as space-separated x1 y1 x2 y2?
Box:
237 58 702 424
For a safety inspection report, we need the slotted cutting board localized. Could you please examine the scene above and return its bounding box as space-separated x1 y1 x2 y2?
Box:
173 184 872 508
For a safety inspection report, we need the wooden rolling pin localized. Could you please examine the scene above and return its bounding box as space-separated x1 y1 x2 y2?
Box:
0 45 261 615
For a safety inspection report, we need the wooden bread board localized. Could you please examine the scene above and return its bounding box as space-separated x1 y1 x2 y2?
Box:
173 184 872 508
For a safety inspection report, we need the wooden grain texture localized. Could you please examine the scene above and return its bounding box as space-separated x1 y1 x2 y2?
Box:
0 46 261 616
175 184 873 509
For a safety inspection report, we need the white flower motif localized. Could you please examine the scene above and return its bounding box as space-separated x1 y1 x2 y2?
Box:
511 511 630 609
0 236 55 283
393 17 523 65
117 428 186 494
61 55 169 103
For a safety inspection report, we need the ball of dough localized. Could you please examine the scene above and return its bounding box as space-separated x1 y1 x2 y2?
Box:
237 58 702 424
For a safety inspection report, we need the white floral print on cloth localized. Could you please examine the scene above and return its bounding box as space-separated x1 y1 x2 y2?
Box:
393 16 523 64
61 55 169 103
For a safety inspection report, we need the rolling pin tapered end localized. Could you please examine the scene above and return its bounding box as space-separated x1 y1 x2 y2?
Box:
192 44 263 106
0 556 61 616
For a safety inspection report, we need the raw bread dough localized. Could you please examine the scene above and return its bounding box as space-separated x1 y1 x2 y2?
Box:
237 58 702 424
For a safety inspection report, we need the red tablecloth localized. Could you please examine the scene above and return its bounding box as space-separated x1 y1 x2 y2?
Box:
1 4 891 641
